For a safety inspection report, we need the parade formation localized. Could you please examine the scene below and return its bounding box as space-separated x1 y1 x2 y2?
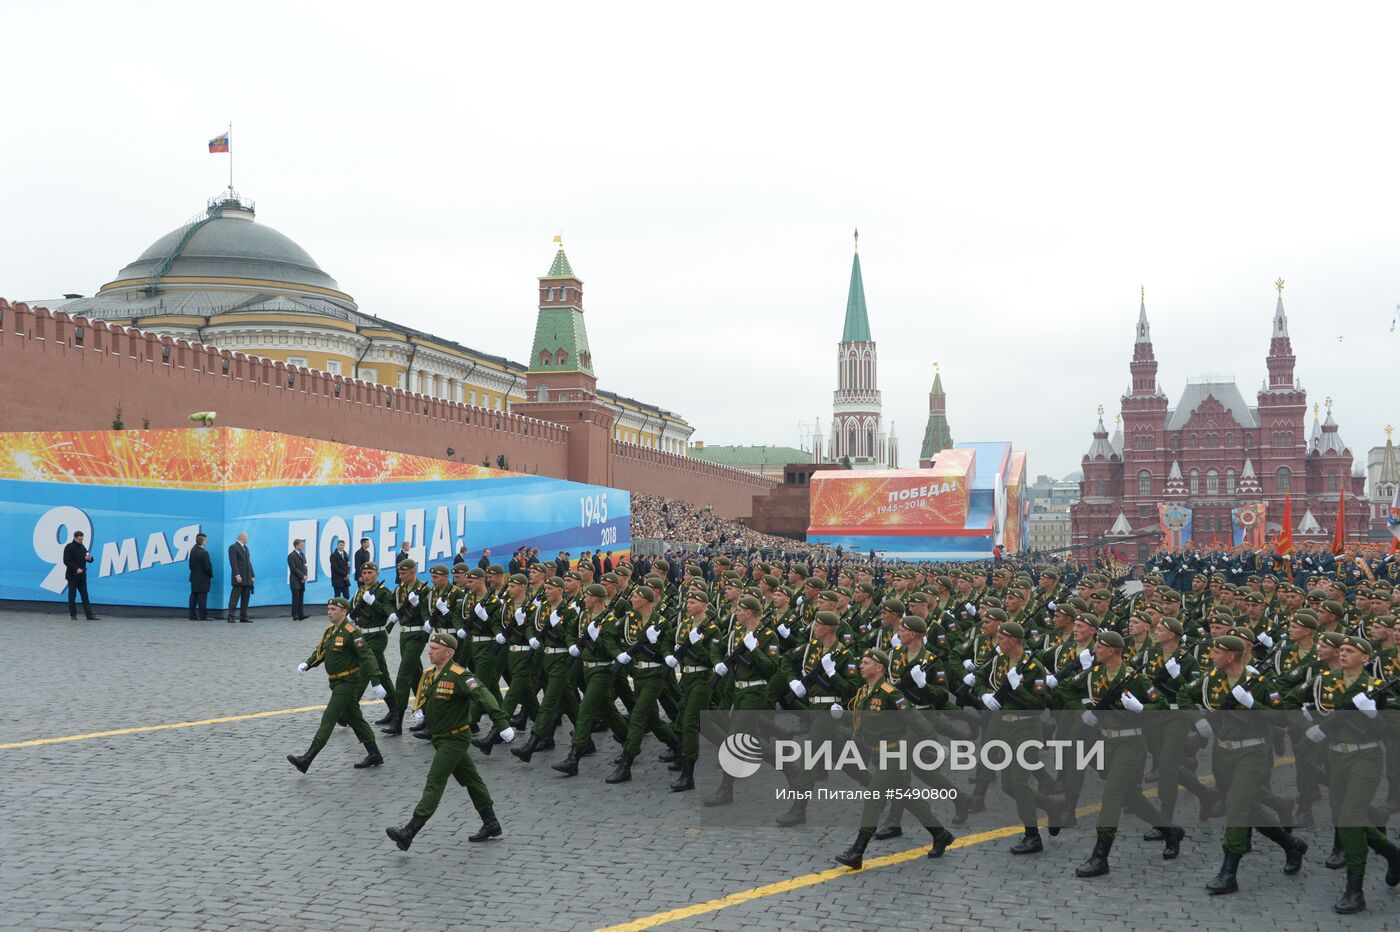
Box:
287 542 1400 916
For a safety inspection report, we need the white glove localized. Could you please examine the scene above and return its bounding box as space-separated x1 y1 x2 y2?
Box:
1045 673 1059 689
1257 632 1274 649
412 710 425 727
689 627 704 644
370 683 387 700
1230 684 1255 709
528 637 541 650
820 654 837 677
474 604 489 621
777 623 791 638
962 672 976 686
587 620 601 641
963 659 975 671
664 654 679 669
1048 600 1057 611
966 603 978 617
456 628 467 639
743 632 759 651
408 591 420 607
416 619 432 634
387 613 399 625
830 703 843 719
297 662 308 674
1352 693 1378 713
568 644 580 657
909 665 928 688
795 595 805 607
514 609 526 625
500 727 516 742
362 592 376 606
788 679 807 698
715 662 730 677
1246 665 1259 677
1079 649 1093 670
982 693 1001 711
1164 657 1181 679
436 598 450 614
494 633 507 645
1121 691 1144 712
1007 668 1023 691
1081 711 1098 727
616 652 632 665
1306 724 1326 743
645 625 661 644
1194 719 1214 740
549 611 562 627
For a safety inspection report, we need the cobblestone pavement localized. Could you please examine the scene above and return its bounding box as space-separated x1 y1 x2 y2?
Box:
2 611 1396 931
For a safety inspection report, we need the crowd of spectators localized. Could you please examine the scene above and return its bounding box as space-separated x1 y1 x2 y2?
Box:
629 493 814 555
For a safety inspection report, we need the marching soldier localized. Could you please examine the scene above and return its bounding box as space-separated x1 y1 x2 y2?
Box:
350 562 397 727
552 584 625 777
385 632 515 850
287 597 392 773
607 585 679 784
512 576 579 763
703 594 783 807
380 559 433 737
661 591 724 791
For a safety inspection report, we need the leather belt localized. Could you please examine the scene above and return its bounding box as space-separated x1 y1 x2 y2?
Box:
1215 738 1266 750
471 636 495 643
682 665 708 673
1330 742 1380 753
509 645 532 652
735 680 767 689
633 661 661 669
584 661 611 668
807 695 838 704
544 647 569 654
328 667 359 680
1101 728 1142 739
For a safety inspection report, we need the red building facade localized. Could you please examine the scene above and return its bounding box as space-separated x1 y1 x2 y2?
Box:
1071 285 1367 559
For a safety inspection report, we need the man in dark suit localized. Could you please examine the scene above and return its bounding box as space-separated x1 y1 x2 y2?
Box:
288 538 309 620
453 545 469 566
477 548 492 570
394 539 411 569
188 532 213 619
227 532 254 623
330 540 351 599
603 551 614 574
62 530 98 620
354 537 374 577
592 551 603 576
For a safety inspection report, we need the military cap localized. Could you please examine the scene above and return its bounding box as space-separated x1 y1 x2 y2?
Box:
1306 589 1327 601
429 631 459 650
1228 625 1256 642
762 574 781 588
685 589 708 603
1053 602 1080 620
1161 618 1185 636
901 616 928 635
564 570 582 581
936 575 954 589
863 648 891 667
1096 630 1125 649
777 585 796 599
721 572 742 585
451 564 469 575
1213 635 1248 653
614 563 633 576
1144 573 1165 585
585 583 608 598
907 591 931 605
978 607 1004 624
600 572 619 584
327 596 352 610
856 582 875 595
1322 600 1346 617
684 563 704 577
813 610 840 627
714 556 732 567
360 561 379 572
804 576 824 589
998 621 1026 639
1068 596 1090 612
1040 567 1061 578
1320 631 1345 648
644 575 666 590
653 559 670 573
738 595 763 613
501 574 524 586
635 585 657 603
397 558 417 570
881 598 907 615
1242 591 1264 604
429 564 449 576
818 590 841 604
1092 588 1113 600
982 596 1004 610
1371 615 1396 629
1341 635 1373 654
529 563 548 575
1075 612 1101 628
486 563 505 574
1290 612 1320 630
546 576 565 588
466 567 486 579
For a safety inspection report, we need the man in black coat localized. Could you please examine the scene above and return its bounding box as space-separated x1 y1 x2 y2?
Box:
288 538 309 620
453 545 469 566
188 533 213 619
354 537 374 577
477 548 492 570
330 540 351 599
227 532 254 623
62 530 98 620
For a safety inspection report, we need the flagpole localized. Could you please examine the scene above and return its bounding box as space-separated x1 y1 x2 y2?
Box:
228 121 233 193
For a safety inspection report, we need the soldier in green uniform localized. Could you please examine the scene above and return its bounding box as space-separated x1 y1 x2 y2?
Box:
411 565 461 740
607 585 679 784
512 576 580 763
833 648 956 870
385 632 514 850
1180 634 1307 895
703 594 783 807
351 563 397 726
462 567 506 725
497 573 540 734
448 564 476 667
1138 617 1220 827
662 590 724 791
287 597 392 772
552 584 624 777
380 559 433 736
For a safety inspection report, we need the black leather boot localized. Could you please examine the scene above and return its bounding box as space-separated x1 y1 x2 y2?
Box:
511 733 542 763
471 728 502 755
835 831 871 869
659 744 680 763
1375 837 1400 887
386 814 426 850
1009 828 1043 855
413 727 432 740
1143 827 1166 841
774 800 807 827
580 737 597 757
373 702 396 726
1074 837 1112 877
605 752 634 784
1206 852 1241 894
1162 826 1186 861
927 827 955 858
353 742 384 768
667 743 684 772
951 793 970 827
552 745 582 777
380 710 404 736
286 743 320 774
1326 830 1346 869
1283 834 1308 875
509 709 528 730
467 807 502 842
669 758 696 792
873 825 903 841
1334 868 1366 915
703 775 734 807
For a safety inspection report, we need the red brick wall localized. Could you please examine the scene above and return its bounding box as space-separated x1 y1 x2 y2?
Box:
608 442 774 519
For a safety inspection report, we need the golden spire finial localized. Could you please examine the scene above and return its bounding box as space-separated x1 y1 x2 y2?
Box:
933 361 940 373
553 233 563 248
1115 414 1122 426
1275 277 1285 296
1325 396 1333 412
1313 402 1320 419
853 227 859 254
1140 285 1145 304
1097 404 1105 417
1387 424 1395 440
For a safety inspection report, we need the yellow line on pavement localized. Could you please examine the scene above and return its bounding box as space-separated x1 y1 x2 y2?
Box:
0 700 386 749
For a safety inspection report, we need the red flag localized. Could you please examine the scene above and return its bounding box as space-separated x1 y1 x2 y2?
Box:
1276 492 1293 556
1331 495 1346 555
1390 535 1398 555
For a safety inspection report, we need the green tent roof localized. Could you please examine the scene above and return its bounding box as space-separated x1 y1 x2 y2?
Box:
841 252 871 343
687 445 810 467
542 246 575 280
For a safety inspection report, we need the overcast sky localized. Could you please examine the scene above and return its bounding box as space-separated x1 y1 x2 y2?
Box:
3 2 1396 480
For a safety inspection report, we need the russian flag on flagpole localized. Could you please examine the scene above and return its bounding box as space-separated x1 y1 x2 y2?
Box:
208 132 230 153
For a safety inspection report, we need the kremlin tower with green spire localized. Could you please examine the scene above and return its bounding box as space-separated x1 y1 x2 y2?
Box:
918 364 953 467
826 230 896 467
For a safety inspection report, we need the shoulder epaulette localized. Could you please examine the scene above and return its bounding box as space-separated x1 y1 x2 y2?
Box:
344 622 358 633
449 663 466 674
